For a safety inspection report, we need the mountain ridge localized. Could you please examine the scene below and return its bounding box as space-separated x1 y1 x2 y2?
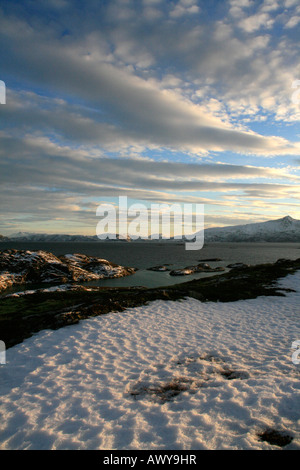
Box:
1 216 300 243
201 215 300 242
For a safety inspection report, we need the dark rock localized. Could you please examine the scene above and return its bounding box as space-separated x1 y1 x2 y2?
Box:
0 250 136 292
147 265 170 272
170 264 225 276
198 258 222 262
169 268 195 276
257 428 293 447
227 263 249 269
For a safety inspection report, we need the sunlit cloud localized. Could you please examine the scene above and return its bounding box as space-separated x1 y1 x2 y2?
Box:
0 0 299 234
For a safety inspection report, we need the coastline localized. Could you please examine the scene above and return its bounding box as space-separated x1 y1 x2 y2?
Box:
1 257 300 350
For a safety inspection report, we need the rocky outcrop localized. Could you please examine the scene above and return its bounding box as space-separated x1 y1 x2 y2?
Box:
226 263 249 269
0 250 136 292
169 263 225 276
147 265 170 272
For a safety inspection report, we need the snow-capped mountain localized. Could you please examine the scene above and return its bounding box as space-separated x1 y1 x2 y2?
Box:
201 216 300 242
7 232 99 242
6 232 131 242
3 216 300 243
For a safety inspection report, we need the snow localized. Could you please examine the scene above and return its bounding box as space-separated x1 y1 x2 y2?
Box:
4 285 72 297
4 284 97 298
11 250 61 264
64 254 80 261
201 216 300 242
0 272 299 450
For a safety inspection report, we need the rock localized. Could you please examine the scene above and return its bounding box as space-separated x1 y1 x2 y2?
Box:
257 428 293 447
147 265 170 272
169 264 225 276
169 268 195 276
198 258 222 262
227 263 249 269
195 263 210 269
0 250 136 292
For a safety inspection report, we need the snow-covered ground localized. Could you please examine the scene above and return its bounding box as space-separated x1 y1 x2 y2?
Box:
0 273 299 450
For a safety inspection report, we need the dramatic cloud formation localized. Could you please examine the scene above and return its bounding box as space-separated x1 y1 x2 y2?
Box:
0 0 299 233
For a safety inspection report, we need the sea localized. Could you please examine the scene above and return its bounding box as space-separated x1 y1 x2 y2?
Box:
1 241 300 289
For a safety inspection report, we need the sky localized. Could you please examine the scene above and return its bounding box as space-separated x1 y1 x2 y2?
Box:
0 0 300 236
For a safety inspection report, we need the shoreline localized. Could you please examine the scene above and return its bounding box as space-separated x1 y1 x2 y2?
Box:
1 257 300 350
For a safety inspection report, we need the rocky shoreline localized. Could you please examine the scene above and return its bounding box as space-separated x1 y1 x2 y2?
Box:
0 249 136 292
1 255 300 350
169 263 225 276
147 261 226 275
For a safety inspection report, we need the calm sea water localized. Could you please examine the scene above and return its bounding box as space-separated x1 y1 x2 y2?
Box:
1 241 300 289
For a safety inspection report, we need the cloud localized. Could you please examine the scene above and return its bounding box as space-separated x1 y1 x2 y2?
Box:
284 15 300 28
1 67 300 157
0 1 300 233
170 0 200 18
0 131 299 201
237 13 274 32
2 1 300 125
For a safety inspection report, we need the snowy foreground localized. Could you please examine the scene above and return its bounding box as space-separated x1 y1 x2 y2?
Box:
0 273 299 450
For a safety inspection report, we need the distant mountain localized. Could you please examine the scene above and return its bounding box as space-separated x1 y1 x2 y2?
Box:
2 216 300 243
5 232 131 242
7 232 99 242
201 216 300 242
